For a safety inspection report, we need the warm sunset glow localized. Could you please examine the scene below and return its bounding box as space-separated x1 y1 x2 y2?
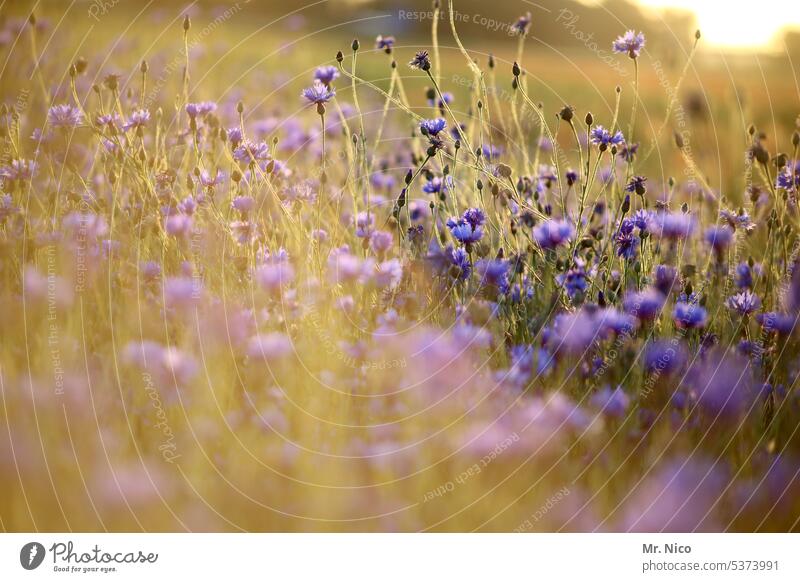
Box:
636 0 800 49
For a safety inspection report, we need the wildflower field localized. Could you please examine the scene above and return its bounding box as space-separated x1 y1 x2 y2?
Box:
1 0 800 533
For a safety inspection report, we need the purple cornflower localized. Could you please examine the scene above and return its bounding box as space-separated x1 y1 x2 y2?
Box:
0 159 37 182
302 80 336 105
313 66 340 86
704 225 734 252
427 243 472 281
625 175 647 194
122 109 150 131
556 266 588 300
355 211 374 238
615 219 639 260
368 259 403 290
650 211 696 240
776 162 800 192
591 386 630 418
623 288 666 321
533 218 575 250
565 168 580 186
47 104 83 128
619 142 639 162
375 35 395 52
233 140 270 163
612 30 646 58
420 118 447 137
369 230 393 256
199 169 224 188
726 291 761 316
597 307 638 336
756 312 798 334
476 259 510 295
653 264 679 295
185 101 217 118
735 262 753 289
512 12 532 36
632 208 651 231
232 195 255 214
436 92 454 109
643 340 687 374
689 348 753 419
589 125 625 148
462 207 486 228
227 127 243 147
673 301 707 329
95 112 120 128
422 175 452 195
409 50 431 71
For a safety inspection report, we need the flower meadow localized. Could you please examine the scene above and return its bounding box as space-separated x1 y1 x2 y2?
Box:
1 1 800 533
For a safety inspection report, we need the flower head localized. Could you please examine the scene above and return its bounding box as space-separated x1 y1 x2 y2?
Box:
726 291 761 316
122 109 150 131
409 50 431 71
613 30 646 58
589 125 625 148
47 104 83 128
533 219 575 250
313 66 339 86
420 118 447 137
512 12 532 36
375 35 395 51
302 80 336 105
673 301 707 329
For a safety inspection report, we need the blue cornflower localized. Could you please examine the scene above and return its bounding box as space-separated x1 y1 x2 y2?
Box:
447 217 483 245
623 288 666 321
619 142 639 162
533 218 575 250
735 262 753 289
375 35 395 51
409 50 431 71
643 340 687 374
422 176 452 195
757 312 798 334
462 207 486 228
591 386 630 418
704 225 734 252
302 80 336 104
615 225 639 260
476 259 510 295
726 291 761 316
420 118 447 137
556 266 588 299
653 264 679 295
650 211 696 240
447 208 485 245
776 162 800 193
612 30 646 58
589 125 625 148
673 301 707 329
632 209 652 231
313 66 340 87
426 243 472 281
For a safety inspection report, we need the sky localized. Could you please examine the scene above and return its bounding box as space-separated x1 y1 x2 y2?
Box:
635 0 800 50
